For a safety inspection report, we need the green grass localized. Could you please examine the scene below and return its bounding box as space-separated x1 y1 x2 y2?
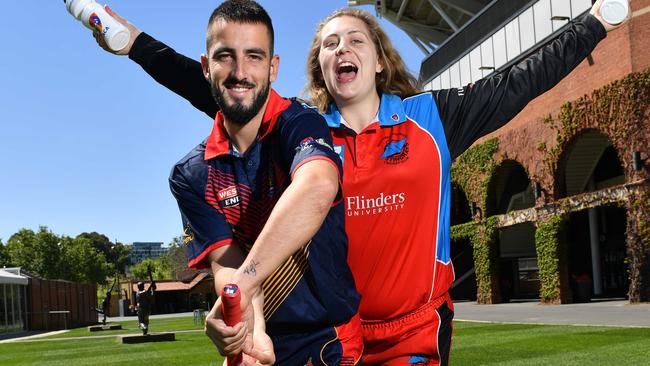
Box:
451 321 650 365
0 316 224 366
2 318 649 365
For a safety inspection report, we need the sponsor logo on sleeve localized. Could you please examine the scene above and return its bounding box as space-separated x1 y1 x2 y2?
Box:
299 137 315 149
217 186 240 208
296 136 334 152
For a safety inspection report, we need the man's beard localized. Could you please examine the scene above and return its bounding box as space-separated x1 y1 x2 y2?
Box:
211 75 270 126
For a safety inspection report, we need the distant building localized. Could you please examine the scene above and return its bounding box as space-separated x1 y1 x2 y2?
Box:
1 267 96 334
129 242 167 264
1 268 27 334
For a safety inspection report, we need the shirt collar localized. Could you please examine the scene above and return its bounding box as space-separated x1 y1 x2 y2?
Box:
323 93 407 129
204 89 291 160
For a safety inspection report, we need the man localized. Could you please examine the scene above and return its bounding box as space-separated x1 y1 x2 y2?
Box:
148 1 361 364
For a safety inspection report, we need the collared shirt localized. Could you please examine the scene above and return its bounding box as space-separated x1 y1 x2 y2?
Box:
324 92 453 320
320 13 606 320
169 89 360 327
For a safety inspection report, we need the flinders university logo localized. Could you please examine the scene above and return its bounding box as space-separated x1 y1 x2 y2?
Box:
346 192 406 217
217 186 240 208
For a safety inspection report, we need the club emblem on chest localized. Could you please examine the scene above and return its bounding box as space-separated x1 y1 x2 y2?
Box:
379 134 409 165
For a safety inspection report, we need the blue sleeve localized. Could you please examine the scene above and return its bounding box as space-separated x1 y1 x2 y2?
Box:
279 106 342 178
169 161 233 269
278 105 343 201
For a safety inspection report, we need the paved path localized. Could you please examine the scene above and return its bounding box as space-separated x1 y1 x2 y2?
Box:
454 300 650 327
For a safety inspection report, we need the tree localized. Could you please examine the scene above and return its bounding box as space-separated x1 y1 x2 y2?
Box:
131 258 171 281
7 227 63 279
0 239 11 266
165 236 189 280
61 236 112 284
111 241 132 275
5 227 114 284
76 232 132 275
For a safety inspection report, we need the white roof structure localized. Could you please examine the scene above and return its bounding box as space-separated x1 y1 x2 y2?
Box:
349 0 492 54
0 268 28 285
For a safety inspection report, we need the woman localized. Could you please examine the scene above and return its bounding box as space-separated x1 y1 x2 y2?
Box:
97 1 617 364
302 8 610 365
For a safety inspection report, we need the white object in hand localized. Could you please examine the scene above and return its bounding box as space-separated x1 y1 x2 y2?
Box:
600 0 629 26
65 0 130 51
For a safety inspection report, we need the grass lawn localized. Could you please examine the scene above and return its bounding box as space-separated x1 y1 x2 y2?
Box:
1 317 649 365
451 321 650 365
0 316 223 366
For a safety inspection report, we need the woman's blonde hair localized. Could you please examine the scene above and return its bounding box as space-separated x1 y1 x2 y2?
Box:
306 8 420 112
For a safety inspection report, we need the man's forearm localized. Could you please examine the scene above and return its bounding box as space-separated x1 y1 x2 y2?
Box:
208 244 247 294
232 160 339 295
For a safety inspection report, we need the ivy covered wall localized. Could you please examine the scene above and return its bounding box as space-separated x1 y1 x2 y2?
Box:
450 69 650 304
534 216 567 304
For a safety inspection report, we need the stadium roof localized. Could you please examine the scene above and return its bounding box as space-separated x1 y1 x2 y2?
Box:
349 0 493 54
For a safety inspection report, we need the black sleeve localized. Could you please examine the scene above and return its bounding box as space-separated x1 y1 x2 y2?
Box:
434 14 607 159
128 32 218 119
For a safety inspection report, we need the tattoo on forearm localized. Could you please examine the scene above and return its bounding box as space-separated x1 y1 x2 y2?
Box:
243 260 259 276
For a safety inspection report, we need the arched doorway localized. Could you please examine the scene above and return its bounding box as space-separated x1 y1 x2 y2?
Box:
560 130 628 301
488 160 535 216
488 160 538 301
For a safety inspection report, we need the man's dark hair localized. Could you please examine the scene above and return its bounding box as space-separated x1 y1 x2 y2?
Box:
207 0 275 54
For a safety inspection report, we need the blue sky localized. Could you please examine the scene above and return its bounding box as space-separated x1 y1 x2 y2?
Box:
0 1 423 245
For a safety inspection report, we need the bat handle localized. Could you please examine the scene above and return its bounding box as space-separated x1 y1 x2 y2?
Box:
221 284 243 366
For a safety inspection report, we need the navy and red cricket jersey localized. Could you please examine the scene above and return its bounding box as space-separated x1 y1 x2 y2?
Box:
169 89 360 330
